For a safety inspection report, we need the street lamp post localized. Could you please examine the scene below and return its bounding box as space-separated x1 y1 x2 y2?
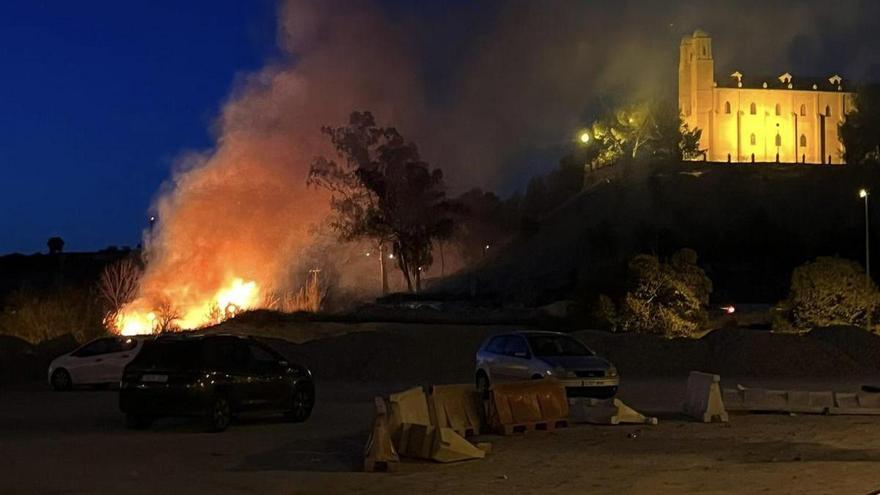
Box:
860 188 871 331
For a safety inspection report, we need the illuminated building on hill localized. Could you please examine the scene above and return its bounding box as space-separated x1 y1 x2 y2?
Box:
679 29 854 164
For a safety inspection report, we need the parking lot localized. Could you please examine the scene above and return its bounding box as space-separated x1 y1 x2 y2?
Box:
4 377 880 494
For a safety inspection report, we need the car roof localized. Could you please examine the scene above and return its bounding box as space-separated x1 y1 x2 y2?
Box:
506 330 570 337
151 333 252 342
484 330 571 343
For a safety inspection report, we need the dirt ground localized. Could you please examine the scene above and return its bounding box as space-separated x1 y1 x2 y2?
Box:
5 320 880 494
4 378 880 494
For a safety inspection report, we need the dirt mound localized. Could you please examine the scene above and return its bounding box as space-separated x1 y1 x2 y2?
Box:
0 333 78 384
574 327 871 378
237 316 880 383
257 323 498 384
808 326 880 369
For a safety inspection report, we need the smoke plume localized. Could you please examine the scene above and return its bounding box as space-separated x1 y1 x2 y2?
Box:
127 0 880 324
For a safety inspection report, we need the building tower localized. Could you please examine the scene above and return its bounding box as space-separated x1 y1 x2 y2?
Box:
679 29 715 157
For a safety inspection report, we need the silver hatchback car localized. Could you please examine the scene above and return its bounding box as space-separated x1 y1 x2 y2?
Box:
475 331 619 399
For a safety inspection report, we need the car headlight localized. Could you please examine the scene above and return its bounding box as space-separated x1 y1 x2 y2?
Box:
607 367 619 378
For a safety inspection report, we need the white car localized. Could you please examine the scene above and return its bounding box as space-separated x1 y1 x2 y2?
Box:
48 336 145 390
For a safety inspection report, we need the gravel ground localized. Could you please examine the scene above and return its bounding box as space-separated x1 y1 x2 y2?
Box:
3 376 880 494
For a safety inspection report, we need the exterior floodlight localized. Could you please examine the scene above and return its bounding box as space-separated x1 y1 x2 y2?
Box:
579 132 590 144
860 188 869 198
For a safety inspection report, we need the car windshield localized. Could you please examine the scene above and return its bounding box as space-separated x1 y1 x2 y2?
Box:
527 335 593 357
132 340 203 370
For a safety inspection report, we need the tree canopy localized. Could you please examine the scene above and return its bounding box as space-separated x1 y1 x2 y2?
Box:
840 84 880 165
308 111 455 292
587 100 703 169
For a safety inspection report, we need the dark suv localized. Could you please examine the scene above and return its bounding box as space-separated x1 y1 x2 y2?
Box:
119 334 314 432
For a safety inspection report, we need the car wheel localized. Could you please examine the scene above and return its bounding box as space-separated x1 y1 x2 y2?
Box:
51 369 72 391
206 395 231 432
125 414 153 430
475 371 490 398
285 386 314 423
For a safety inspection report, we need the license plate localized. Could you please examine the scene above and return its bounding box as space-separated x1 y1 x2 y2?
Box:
141 374 168 383
580 379 608 387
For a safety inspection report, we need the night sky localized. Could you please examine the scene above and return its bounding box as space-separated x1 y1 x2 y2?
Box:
0 1 278 254
3 1 880 255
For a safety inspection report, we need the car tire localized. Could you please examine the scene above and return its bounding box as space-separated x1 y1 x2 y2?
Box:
206 395 231 432
475 371 490 399
284 385 314 423
51 369 72 391
125 414 153 430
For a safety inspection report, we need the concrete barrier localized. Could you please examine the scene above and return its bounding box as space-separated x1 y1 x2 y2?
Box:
569 398 659 425
683 371 729 423
488 380 569 434
723 386 880 415
387 386 430 443
397 423 486 463
364 397 400 472
427 384 483 437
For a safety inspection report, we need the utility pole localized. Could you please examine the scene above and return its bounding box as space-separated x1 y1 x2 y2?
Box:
861 188 872 331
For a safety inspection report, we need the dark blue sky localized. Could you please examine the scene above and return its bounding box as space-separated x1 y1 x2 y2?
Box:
3 1 878 255
0 1 278 254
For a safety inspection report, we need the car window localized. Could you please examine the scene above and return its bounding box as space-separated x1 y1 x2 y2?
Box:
119 338 139 352
486 336 509 354
131 340 202 370
504 336 530 357
203 339 237 369
74 338 114 357
103 338 136 354
248 344 277 363
526 335 593 357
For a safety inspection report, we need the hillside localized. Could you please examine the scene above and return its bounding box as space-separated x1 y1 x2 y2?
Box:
443 160 880 305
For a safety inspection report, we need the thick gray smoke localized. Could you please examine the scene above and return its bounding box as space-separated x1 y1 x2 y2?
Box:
127 0 880 323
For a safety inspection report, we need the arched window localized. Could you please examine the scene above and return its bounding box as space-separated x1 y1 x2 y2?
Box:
750 102 757 115
775 103 781 116
775 134 782 147
800 104 806 116
825 105 832 117
800 134 807 147
724 101 731 114
750 133 756 146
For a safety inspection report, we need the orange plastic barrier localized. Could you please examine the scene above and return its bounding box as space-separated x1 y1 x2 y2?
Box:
427 384 484 437
488 380 569 434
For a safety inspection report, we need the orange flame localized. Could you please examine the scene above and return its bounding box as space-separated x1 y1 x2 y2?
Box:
114 277 261 336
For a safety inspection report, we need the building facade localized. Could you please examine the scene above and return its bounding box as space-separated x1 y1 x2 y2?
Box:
679 29 854 164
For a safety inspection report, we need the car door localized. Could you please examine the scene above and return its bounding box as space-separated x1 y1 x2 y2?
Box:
244 342 289 410
501 336 533 381
95 338 140 383
203 337 251 410
483 336 510 381
69 338 115 384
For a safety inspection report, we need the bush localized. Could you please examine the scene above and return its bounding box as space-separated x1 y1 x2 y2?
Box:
618 249 711 338
588 294 618 331
778 256 879 331
0 288 105 344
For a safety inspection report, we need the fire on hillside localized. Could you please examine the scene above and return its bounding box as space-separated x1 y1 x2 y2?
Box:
113 277 261 336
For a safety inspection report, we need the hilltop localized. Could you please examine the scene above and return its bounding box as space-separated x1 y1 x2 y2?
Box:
440 160 880 306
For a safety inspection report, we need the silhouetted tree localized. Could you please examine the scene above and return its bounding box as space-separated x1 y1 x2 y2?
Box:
840 84 880 164
47 237 64 254
97 258 143 326
587 100 703 169
309 111 455 292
